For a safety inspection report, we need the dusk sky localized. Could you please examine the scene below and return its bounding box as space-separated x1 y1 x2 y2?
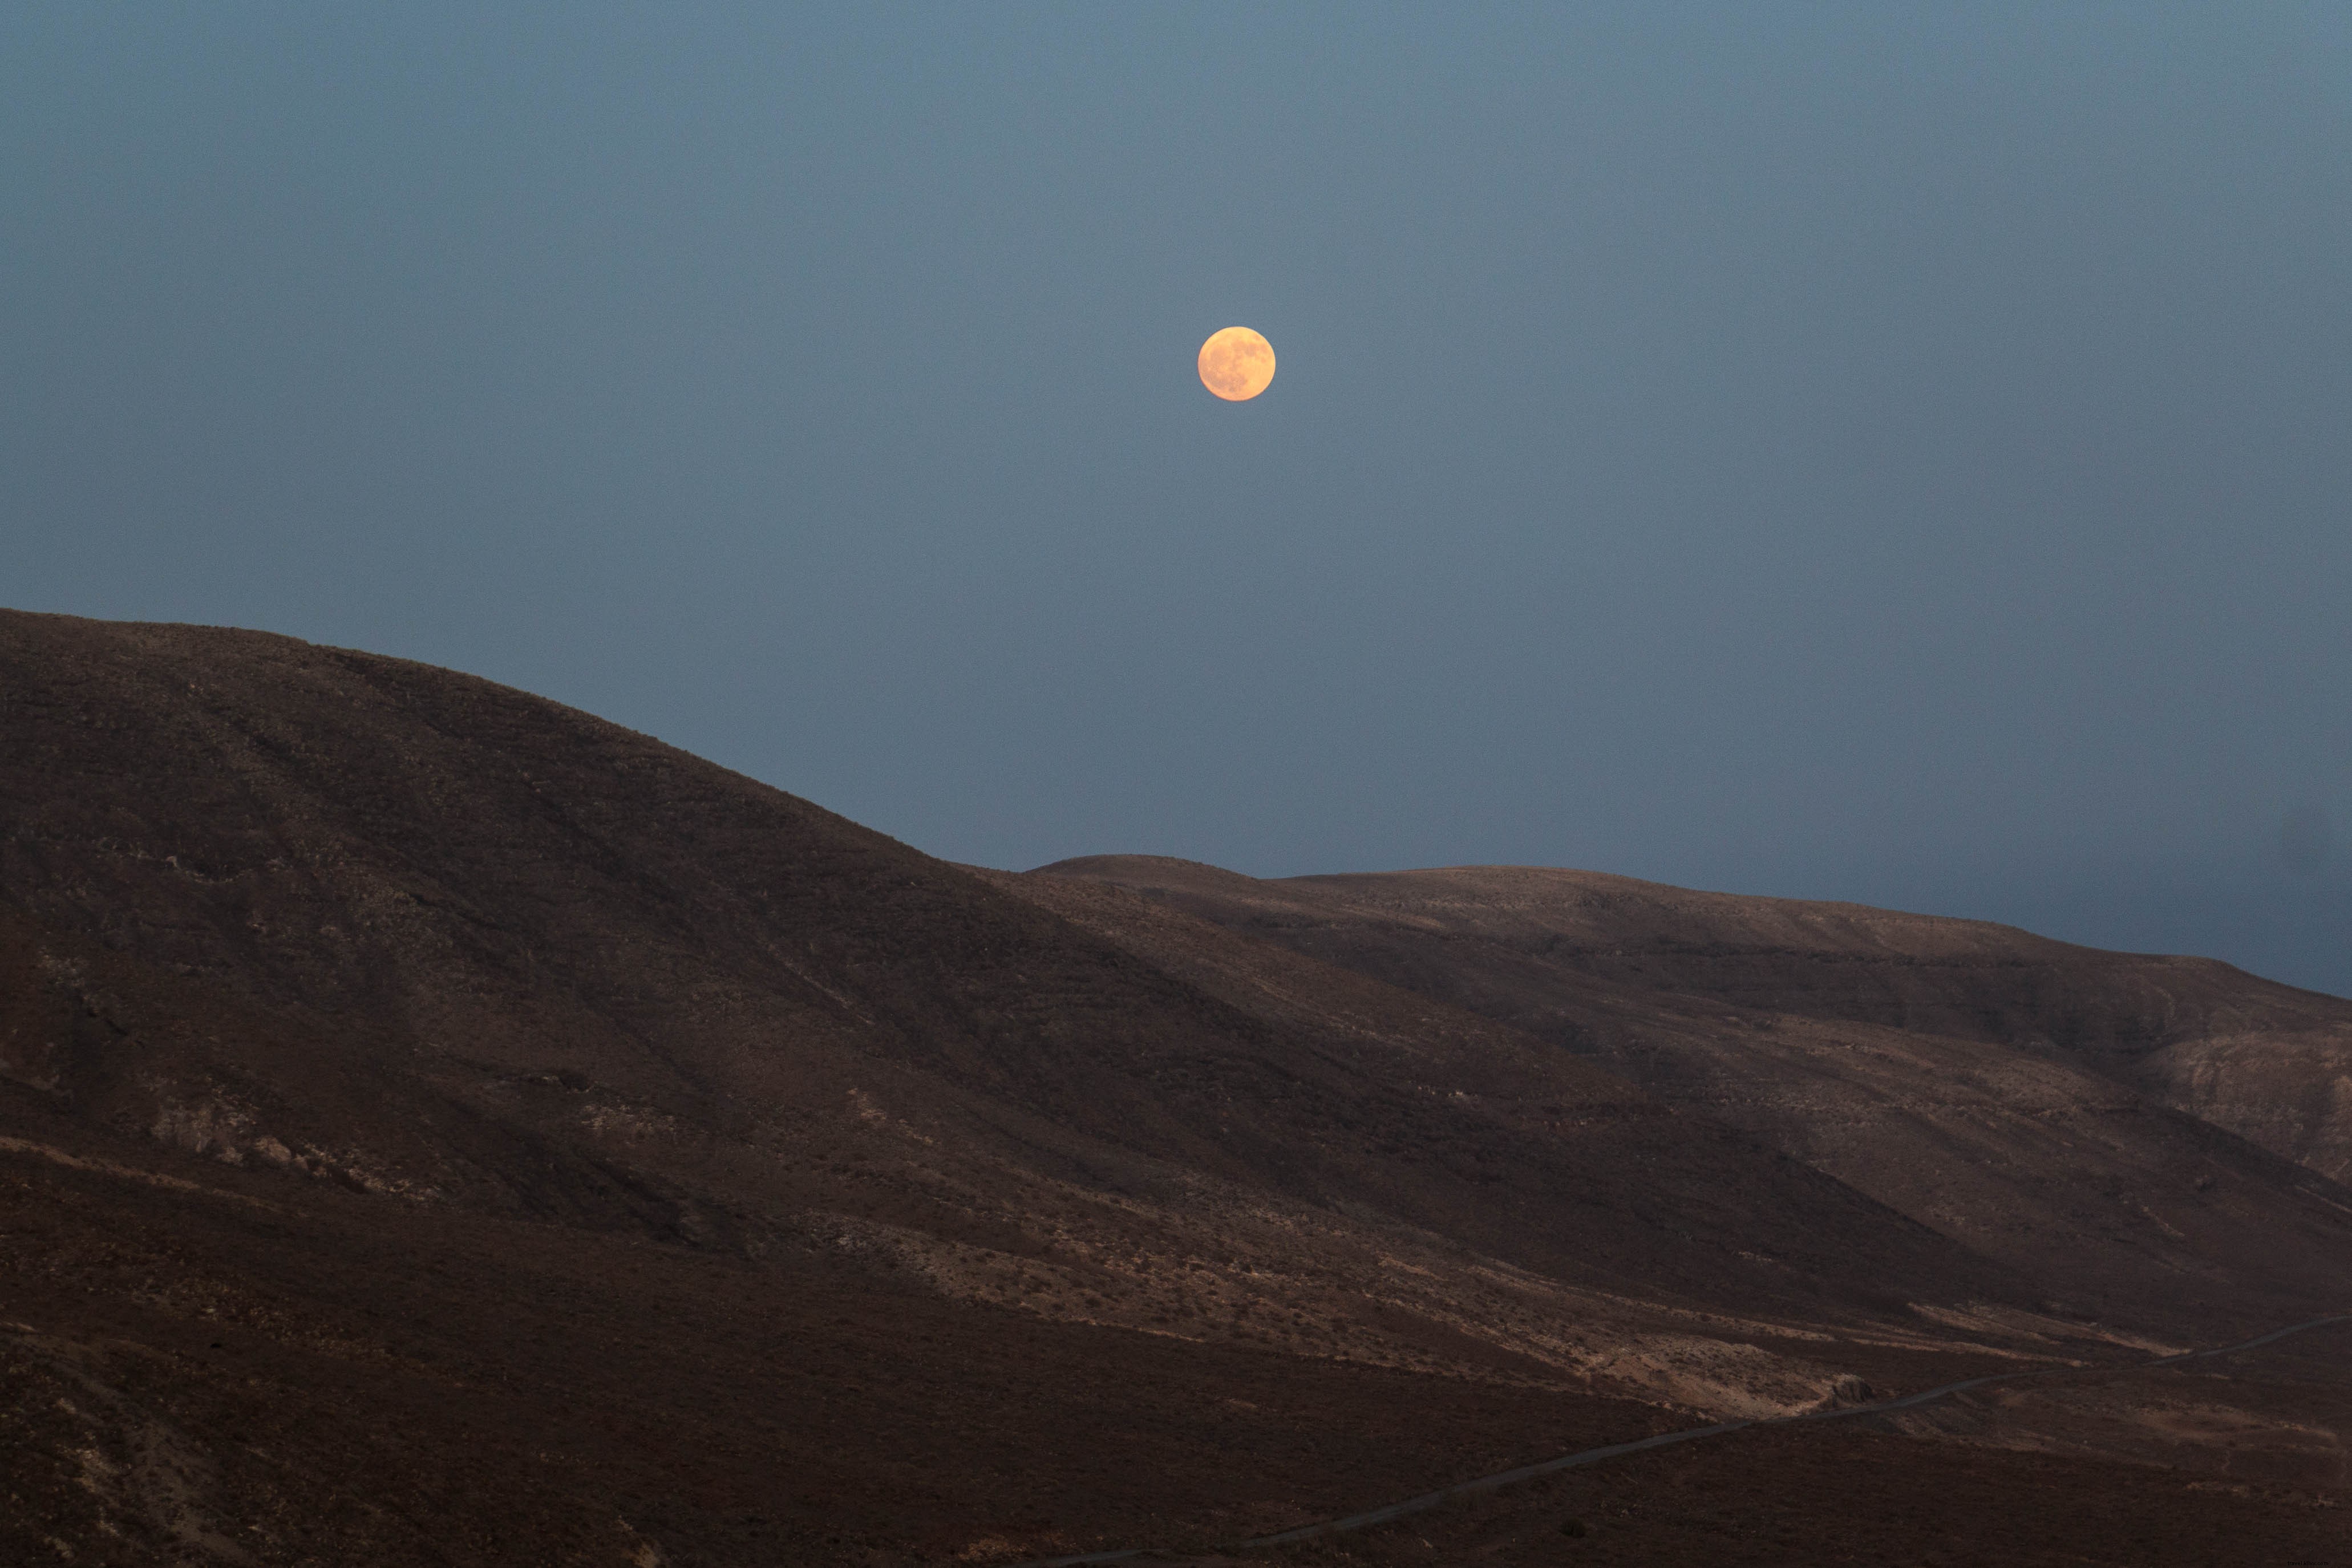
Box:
6 5 2349 994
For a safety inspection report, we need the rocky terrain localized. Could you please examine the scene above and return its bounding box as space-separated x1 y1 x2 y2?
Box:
3 608 2350 1566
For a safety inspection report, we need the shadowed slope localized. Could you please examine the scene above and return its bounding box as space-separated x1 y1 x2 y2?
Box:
0 609 2034 1380
1032 858 2352 1063
0 1098 1697 1567
1027 857 2352 1324
5 610 2352 1563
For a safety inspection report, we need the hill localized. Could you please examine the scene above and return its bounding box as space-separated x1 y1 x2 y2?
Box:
5 609 2351 1565
1028 857 2352 1324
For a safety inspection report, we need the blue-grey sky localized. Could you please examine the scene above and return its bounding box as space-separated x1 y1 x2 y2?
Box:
6 5 2349 994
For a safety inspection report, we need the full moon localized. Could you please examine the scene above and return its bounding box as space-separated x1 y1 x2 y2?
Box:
1197 326 1276 401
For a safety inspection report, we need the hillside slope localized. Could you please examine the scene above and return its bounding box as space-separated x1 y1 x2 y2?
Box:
6 610 2352 1563
0 610 2055 1393
1030 859 2352 1067
1027 858 2352 1322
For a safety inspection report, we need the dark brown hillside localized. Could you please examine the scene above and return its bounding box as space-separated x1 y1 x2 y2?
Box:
15 1106 2343 1568
6 610 2352 1564
1034 857 2352 1181
1032 858 2352 1065
2 1084 1700 1568
1026 858 2352 1321
0 609 2042 1386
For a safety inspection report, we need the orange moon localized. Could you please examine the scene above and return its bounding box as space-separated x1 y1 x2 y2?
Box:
1197 326 1276 401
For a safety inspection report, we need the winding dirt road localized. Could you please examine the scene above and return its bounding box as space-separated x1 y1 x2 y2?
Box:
1026 1311 2352 1566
